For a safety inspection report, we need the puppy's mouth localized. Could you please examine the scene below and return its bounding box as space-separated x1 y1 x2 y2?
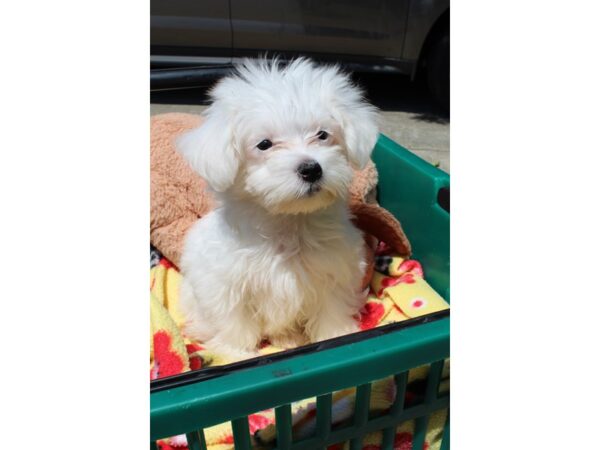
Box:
306 184 322 196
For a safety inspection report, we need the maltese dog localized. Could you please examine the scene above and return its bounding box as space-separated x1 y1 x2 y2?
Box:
177 58 379 359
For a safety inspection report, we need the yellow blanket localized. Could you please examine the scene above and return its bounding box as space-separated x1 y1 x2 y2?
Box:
150 252 449 450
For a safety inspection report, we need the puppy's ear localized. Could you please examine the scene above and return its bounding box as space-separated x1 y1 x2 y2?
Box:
176 109 240 192
338 101 379 170
327 68 379 170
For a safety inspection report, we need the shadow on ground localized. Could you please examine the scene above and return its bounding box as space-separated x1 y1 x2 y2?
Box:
151 72 449 124
353 72 449 124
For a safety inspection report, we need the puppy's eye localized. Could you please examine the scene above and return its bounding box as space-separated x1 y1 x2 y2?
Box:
256 139 273 151
317 130 329 140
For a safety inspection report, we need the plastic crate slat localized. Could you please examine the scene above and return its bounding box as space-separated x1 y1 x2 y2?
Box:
354 383 372 426
316 393 332 440
380 426 396 450
412 415 429 450
275 404 293 449
391 371 409 417
440 410 450 450
185 430 207 450
349 383 371 450
425 360 445 403
349 435 364 450
231 417 252 450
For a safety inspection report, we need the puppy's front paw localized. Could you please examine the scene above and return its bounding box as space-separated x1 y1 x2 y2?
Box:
206 339 260 363
269 330 309 349
310 318 360 343
203 320 262 363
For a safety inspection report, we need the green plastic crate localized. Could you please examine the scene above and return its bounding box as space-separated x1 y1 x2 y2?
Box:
150 134 450 450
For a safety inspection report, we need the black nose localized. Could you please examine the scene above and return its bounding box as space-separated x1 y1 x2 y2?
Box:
297 160 323 183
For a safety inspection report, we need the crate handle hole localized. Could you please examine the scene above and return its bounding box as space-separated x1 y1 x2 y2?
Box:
437 187 450 213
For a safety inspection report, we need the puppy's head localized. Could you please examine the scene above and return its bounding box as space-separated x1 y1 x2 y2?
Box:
177 58 379 214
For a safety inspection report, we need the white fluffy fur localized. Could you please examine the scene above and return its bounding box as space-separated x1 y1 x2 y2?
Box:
177 58 379 358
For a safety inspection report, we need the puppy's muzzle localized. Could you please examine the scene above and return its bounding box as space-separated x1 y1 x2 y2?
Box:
297 160 322 183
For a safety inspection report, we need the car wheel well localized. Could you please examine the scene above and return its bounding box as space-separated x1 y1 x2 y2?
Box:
415 8 449 79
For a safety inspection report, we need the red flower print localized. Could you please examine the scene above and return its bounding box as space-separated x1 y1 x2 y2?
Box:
394 432 413 450
360 302 385 330
188 355 202 371
392 427 428 449
248 414 275 434
377 273 416 296
397 260 424 277
153 331 186 379
185 342 204 371
381 276 400 288
156 441 183 450
217 434 234 445
159 257 174 269
411 299 426 309
186 343 203 353
398 273 416 284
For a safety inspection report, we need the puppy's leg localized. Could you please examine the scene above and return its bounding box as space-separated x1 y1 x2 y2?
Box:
180 277 261 360
206 319 260 361
204 304 262 361
306 288 362 343
179 277 216 342
269 327 309 349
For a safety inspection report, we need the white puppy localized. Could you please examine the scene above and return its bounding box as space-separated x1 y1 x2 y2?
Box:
177 58 379 358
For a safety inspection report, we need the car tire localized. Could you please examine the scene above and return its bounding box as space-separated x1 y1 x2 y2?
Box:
426 30 450 112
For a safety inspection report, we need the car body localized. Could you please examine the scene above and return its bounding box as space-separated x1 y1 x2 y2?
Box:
150 0 449 108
